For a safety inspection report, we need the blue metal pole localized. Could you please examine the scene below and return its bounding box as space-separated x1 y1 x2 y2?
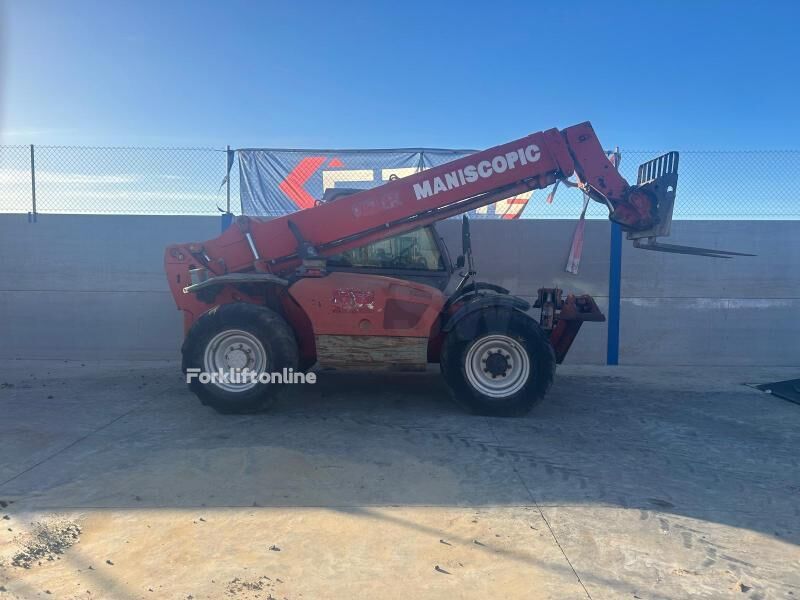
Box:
606 221 622 365
221 211 233 232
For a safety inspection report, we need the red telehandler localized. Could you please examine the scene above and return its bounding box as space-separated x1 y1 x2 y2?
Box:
165 122 738 416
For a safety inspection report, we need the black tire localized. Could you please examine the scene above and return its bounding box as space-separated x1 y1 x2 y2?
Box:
441 307 555 417
182 303 299 414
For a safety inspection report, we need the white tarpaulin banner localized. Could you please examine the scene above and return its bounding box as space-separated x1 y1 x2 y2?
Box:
235 148 533 219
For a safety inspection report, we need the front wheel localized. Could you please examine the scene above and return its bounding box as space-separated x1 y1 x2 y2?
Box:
441 309 555 417
182 303 299 414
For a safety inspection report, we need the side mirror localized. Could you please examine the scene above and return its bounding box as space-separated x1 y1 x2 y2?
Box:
455 255 465 269
461 215 472 256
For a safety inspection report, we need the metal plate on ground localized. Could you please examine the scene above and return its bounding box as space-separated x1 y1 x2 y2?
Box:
754 378 800 405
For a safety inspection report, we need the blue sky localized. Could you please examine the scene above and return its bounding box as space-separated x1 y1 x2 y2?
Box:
2 0 798 150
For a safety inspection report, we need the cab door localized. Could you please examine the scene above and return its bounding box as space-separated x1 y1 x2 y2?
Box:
288 271 446 370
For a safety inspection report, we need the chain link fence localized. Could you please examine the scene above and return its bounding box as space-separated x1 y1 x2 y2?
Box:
0 145 230 215
0 145 798 219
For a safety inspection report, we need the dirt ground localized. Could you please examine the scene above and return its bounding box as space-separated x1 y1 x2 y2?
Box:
0 360 798 599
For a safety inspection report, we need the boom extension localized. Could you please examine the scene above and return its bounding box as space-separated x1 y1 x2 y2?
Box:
182 122 697 279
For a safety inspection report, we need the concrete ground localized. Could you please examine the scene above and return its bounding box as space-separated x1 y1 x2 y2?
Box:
0 361 798 600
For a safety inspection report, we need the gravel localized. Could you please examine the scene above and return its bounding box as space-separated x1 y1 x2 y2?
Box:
6 518 82 569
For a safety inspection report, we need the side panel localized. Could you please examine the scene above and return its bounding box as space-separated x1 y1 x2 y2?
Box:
288 272 446 369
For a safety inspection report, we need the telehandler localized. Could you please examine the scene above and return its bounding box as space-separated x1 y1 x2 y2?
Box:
165 122 732 415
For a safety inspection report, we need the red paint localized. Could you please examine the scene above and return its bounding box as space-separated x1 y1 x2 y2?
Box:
290 272 445 337
331 288 376 313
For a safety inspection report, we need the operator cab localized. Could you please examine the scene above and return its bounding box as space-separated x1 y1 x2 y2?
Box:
318 186 454 289
325 224 454 291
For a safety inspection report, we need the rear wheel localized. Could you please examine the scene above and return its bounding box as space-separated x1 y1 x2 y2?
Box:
441 308 555 416
182 303 299 414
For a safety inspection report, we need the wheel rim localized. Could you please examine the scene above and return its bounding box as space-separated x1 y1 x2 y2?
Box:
202 329 268 392
464 334 530 398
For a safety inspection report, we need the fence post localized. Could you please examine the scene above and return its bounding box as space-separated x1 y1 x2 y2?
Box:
221 145 234 232
226 144 231 213
28 144 37 223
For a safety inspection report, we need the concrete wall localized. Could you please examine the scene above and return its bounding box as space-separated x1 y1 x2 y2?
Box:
0 215 219 361
437 219 610 364
442 219 800 365
1 214 797 365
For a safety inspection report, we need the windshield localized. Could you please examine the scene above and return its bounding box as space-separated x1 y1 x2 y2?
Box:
327 226 445 271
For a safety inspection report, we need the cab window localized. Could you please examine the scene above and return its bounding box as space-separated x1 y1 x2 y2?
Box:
327 227 445 271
